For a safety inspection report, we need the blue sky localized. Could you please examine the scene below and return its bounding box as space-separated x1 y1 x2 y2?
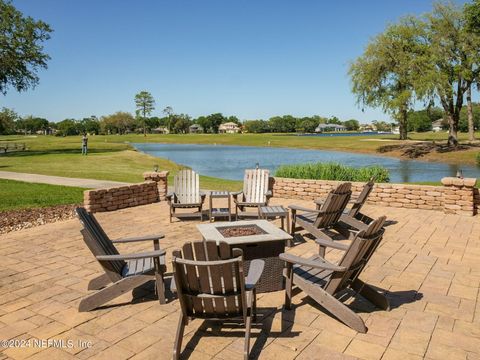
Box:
2 0 467 123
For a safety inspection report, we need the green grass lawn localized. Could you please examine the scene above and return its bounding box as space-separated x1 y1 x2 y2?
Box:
0 135 242 191
0 179 85 211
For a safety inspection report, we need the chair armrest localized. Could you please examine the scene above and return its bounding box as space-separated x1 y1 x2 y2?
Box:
339 215 369 231
231 191 243 201
315 237 349 251
112 234 165 243
245 259 265 290
166 192 176 203
279 253 346 272
314 198 325 206
289 204 321 213
96 249 166 261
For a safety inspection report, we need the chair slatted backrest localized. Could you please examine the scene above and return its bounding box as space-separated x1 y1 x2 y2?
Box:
76 207 125 278
243 169 269 203
348 178 375 217
172 241 247 321
314 182 352 228
174 169 200 204
325 216 386 294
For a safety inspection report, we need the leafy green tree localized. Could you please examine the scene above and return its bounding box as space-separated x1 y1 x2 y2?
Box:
464 0 480 140
56 119 79 136
327 116 342 125
163 106 173 132
417 3 480 145
295 117 318 133
170 114 192 134
349 18 426 140
407 110 433 132
196 113 226 133
373 120 392 132
243 120 270 133
207 113 226 133
459 102 480 132
100 112 135 134
135 91 155 136
268 115 296 133
14 115 49 134
0 0 52 95
343 119 360 131
79 116 100 134
0 107 18 134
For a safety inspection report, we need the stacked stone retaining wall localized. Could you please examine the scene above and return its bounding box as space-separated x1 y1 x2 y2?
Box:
83 171 169 213
272 177 477 216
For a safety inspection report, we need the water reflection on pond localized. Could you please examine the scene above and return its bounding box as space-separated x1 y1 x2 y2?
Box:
133 143 480 183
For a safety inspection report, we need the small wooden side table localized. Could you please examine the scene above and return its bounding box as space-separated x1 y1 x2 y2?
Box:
259 205 291 246
209 191 232 222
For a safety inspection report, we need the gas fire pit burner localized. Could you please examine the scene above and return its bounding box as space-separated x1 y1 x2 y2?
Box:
217 224 267 238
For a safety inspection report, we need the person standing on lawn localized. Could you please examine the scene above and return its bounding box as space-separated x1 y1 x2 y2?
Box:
81 133 88 155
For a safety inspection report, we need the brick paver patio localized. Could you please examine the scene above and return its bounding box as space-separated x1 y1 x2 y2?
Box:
1 198 479 359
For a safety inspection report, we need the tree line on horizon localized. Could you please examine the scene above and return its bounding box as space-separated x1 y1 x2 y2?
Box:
2 104 479 136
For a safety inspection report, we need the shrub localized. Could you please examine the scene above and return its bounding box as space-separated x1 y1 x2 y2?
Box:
275 162 390 182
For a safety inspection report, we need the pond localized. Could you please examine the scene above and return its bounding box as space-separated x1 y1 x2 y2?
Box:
133 143 480 183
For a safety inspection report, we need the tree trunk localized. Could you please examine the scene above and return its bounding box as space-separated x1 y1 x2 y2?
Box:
447 113 459 147
143 109 147 137
399 107 408 140
466 85 475 142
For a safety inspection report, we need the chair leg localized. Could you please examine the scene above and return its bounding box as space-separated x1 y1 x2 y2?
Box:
352 280 390 311
284 263 293 310
294 276 367 333
244 314 252 360
155 271 166 305
318 245 326 258
78 275 150 312
253 288 257 322
290 212 296 236
173 312 186 360
88 273 112 290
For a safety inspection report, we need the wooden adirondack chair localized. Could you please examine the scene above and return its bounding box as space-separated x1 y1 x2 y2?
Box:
76 207 167 311
232 169 272 219
166 169 206 222
280 216 389 333
289 182 352 251
172 241 264 360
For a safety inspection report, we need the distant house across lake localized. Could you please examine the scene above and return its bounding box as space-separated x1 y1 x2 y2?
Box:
315 123 346 133
152 127 169 134
219 122 241 134
432 119 445 132
189 124 204 134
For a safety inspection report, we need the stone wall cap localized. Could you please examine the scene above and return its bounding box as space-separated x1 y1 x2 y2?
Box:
441 177 477 187
143 170 169 178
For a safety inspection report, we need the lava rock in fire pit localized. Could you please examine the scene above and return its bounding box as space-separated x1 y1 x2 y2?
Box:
217 225 266 238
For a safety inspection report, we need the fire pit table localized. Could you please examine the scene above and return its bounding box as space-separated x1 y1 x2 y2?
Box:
196 220 293 293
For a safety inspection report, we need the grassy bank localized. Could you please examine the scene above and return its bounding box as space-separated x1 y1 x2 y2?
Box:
0 179 85 211
0 135 243 191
